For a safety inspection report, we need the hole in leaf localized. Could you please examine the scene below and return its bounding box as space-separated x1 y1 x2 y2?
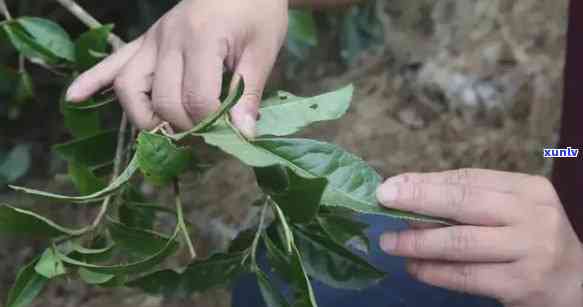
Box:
279 94 288 100
309 104 318 110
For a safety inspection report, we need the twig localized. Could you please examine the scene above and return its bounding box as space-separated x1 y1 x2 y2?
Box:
173 179 197 259
53 0 130 230
249 202 268 267
0 0 12 20
91 114 128 229
53 0 124 49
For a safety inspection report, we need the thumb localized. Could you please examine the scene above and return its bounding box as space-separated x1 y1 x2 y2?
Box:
66 36 144 102
230 49 275 138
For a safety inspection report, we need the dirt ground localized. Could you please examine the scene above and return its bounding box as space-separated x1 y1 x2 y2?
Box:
0 0 568 306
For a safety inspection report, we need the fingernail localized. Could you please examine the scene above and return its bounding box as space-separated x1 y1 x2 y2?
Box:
377 182 399 204
65 82 80 102
380 233 397 252
238 113 256 139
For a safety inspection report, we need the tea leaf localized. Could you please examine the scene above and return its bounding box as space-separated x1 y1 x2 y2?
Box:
2 17 74 64
293 226 384 290
0 205 87 237
6 259 48 307
75 25 113 70
256 166 327 223
317 214 370 253
53 130 117 167
10 154 139 203
136 132 193 185
108 219 178 257
256 85 353 137
256 269 291 307
127 252 248 296
54 224 179 274
35 247 67 279
200 121 446 224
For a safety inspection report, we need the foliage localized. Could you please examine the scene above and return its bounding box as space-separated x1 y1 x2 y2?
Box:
0 4 444 307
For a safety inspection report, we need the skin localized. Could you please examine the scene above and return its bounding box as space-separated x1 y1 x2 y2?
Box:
66 0 289 137
377 169 583 307
67 0 583 305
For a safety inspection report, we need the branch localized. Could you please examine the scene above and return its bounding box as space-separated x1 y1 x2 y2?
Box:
174 179 197 259
53 0 129 229
54 0 124 49
91 114 128 229
0 0 12 20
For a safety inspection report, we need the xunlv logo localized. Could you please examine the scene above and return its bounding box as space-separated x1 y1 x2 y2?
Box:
543 147 580 158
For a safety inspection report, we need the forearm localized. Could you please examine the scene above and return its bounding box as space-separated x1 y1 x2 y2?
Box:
289 0 364 9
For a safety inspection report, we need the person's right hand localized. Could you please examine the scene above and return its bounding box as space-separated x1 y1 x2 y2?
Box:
65 0 289 137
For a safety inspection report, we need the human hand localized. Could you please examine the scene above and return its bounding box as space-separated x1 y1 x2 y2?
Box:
66 0 288 137
376 169 583 307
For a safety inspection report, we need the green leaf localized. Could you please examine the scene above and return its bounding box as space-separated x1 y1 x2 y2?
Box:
10 154 139 203
14 71 34 103
108 219 178 257
199 122 446 224
54 223 180 274
127 252 248 297
288 10 318 46
263 232 293 280
0 144 31 184
169 74 245 140
35 247 67 279
69 241 115 263
136 132 193 185
17 17 75 61
126 269 181 296
53 130 117 168
78 268 114 285
2 17 74 64
287 10 318 59
256 269 291 307
228 228 256 253
118 202 155 230
292 226 385 290
317 214 370 253
6 258 48 307
75 24 113 71
271 202 294 254
256 85 353 137
289 245 318 307
256 166 327 223
0 205 86 237
62 103 101 138
68 162 107 195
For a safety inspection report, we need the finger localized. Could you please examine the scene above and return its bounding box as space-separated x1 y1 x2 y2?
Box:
182 41 225 125
380 226 524 262
114 34 161 130
376 181 522 225
151 52 194 131
406 260 517 300
67 36 144 102
386 169 552 202
231 46 277 138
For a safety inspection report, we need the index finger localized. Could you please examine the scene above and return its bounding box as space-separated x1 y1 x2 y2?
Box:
377 181 522 225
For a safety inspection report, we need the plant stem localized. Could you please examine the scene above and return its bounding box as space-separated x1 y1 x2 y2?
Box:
250 201 269 268
53 0 124 49
54 0 129 231
0 0 12 20
91 114 128 229
173 179 196 259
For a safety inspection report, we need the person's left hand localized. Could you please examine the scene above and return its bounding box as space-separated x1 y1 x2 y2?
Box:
376 169 583 307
